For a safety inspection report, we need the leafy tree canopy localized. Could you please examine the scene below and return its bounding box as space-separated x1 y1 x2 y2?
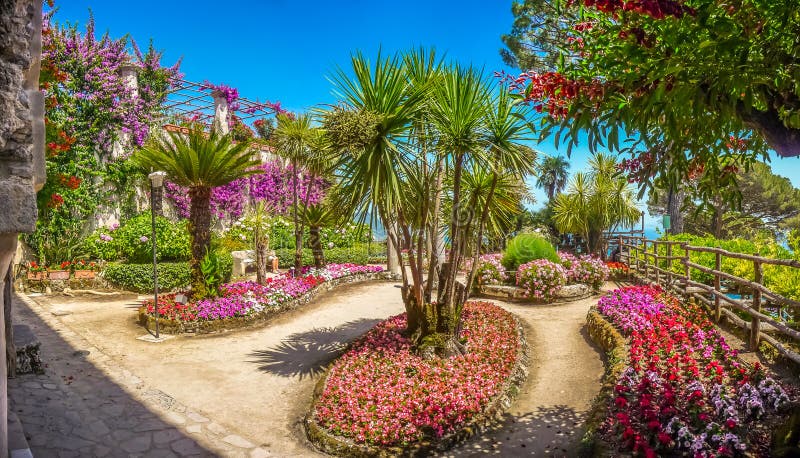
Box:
502 0 800 204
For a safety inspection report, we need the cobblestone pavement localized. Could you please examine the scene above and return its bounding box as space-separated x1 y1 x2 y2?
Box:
8 293 271 457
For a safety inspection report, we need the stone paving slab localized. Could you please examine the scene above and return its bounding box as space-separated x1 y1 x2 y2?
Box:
8 293 267 457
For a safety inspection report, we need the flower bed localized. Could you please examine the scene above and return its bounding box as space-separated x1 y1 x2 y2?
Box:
516 259 567 301
307 301 527 455
593 285 791 457
138 263 386 334
605 261 629 279
471 253 508 286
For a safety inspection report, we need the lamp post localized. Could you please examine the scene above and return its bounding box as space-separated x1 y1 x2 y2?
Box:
148 171 167 338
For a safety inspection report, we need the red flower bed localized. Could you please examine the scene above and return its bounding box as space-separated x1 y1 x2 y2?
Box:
597 286 790 457
313 301 519 447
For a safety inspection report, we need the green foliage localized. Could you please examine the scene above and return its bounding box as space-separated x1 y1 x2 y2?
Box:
503 0 800 201
502 232 559 270
82 212 190 263
273 242 386 268
655 233 800 302
102 252 232 294
200 250 224 296
103 262 191 293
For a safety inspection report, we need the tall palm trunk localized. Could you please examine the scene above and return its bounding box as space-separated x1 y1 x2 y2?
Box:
424 158 445 304
188 186 212 296
309 225 324 269
292 159 302 276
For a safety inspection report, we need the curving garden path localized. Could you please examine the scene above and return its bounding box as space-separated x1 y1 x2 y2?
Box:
10 279 607 457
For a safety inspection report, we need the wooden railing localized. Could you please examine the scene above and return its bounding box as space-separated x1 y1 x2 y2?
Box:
614 235 800 365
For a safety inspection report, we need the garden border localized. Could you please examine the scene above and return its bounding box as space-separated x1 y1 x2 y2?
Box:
580 305 629 457
475 283 594 304
137 271 393 335
303 305 530 457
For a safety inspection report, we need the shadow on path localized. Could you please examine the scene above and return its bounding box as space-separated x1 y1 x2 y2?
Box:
438 405 588 457
9 294 215 456
248 318 380 379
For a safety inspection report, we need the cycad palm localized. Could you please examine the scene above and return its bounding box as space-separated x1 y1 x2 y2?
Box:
134 126 259 296
537 155 570 201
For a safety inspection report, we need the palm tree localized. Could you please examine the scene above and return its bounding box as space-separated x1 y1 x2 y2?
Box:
134 126 259 297
537 155 570 201
299 202 337 269
552 153 641 254
271 113 317 276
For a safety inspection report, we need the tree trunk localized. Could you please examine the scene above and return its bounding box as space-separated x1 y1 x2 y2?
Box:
5 262 15 378
713 207 724 239
424 158 445 304
310 225 324 269
587 229 603 256
292 160 302 276
467 174 498 292
666 186 685 235
188 186 212 297
255 235 268 284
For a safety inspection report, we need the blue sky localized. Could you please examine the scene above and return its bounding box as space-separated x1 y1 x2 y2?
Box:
51 1 800 235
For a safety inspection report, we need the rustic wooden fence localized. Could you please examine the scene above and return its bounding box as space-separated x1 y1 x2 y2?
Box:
610 235 800 365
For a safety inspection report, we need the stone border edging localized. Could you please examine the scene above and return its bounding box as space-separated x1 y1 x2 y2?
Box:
304 307 530 457
476 283 594 304
581 306 630 457
137 272 392 335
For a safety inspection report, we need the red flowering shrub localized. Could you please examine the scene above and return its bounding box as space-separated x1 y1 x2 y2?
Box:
313 301 520 446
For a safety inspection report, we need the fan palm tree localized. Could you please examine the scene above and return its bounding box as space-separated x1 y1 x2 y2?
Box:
537 155 570 201
271 113 317 275
552 153 641 254
134 126 259 297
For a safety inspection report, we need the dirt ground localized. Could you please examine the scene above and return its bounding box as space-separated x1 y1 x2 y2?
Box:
25 281 606 457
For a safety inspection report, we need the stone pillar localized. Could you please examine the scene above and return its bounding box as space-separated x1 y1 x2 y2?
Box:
1 0 45 455
386 226 402 276
110 64 138 161
211 90 230 135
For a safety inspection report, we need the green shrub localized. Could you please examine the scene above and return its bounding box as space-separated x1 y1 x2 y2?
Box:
502 233 559 271
103 262 191 293
102 252 232 293
83 212 191 263
274 243 386 268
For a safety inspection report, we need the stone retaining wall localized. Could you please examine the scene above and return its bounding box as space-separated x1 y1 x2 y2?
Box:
304 311 530 456
477 282 593 304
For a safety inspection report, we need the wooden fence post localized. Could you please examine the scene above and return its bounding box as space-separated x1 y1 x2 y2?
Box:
653 241 660 285
666 242 673 289
714 250 721 322
644 240 650 283
750 254 763 350
682 243 690 296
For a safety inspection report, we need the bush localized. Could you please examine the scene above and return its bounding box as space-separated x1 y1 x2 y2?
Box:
559 252 609 289
472 253 508 285
274 243 386 268
102 252 232 293
516 259 567 301
83 212 191 263
502 233 559 271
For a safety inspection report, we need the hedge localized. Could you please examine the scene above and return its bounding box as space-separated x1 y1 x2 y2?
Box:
102 252 232 293
274 244 387 268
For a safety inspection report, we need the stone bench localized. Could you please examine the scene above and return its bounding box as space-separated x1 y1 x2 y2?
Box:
231 250 278 277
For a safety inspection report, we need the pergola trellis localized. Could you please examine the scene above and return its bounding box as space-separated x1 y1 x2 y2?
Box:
160 78 283 128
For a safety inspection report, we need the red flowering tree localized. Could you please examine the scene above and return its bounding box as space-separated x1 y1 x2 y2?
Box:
502 0 800 204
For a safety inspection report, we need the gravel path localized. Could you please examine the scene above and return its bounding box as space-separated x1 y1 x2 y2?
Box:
11 280 606 457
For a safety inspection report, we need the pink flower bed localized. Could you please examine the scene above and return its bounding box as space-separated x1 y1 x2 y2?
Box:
313 301 520 446
143 263 383 321
516 259 567 300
